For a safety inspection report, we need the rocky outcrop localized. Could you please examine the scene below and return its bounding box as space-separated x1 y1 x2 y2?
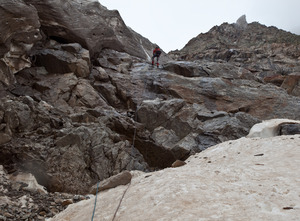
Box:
0 0 41 86
23 0 155 60
169 16 300 89
170 17 300 63
235 14 248 30
0 96 149 194
2 49 299 194
0 0 159 91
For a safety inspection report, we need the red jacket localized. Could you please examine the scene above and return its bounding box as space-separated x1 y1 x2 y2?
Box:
153 48 161 56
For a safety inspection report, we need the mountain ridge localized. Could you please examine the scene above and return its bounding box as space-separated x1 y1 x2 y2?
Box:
169 18 300 64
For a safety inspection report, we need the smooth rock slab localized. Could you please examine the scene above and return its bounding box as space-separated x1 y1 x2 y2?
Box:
48 135 300 221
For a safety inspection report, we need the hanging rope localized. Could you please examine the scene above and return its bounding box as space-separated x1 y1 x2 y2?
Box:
111 70 150 221
111 182 132 221
91 181 100 221
91 66 152 221
130 75 149 164
131 104 139 157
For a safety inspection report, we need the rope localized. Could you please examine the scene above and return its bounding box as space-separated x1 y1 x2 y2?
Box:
130 76 149 164
91 181 100 221
91 67 150 221
130 104 139 166
111 182 131 221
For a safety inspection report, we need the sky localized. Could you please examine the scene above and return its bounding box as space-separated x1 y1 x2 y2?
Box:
99 0 300 53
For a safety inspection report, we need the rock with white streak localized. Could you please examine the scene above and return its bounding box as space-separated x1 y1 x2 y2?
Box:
23 0 156 60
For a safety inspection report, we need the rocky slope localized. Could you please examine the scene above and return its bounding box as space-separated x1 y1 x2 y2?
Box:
169 15 300 97
0 1 300 220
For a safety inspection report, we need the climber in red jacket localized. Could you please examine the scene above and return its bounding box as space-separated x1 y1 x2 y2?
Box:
152 46 161 67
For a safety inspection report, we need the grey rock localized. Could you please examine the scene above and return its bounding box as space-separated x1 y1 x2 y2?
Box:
90 171 132 194
34 42 91 77
162 61 209 77
23 0 156 60
280 123 300 135
0 0 41 86
235 15 248 30
0 132 11 145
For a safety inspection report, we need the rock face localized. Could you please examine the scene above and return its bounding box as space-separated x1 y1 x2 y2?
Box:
170 17 300 64
169 16 300 91
48 135 300 221
23 0 155 60
0 96 149 194
0 0 158 92
34 42 91 78
0 2 300 220
0 0 41 86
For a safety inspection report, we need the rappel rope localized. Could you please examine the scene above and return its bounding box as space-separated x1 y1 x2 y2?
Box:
91 181 99 221
130 73 149 164
111 74 149 221
111 182 132 221
90 67 150 221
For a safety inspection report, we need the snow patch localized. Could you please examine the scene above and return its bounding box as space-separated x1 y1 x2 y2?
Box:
9 172 47 194
247 118 300 138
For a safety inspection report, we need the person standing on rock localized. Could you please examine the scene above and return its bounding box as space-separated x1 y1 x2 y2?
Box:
152 46 161 67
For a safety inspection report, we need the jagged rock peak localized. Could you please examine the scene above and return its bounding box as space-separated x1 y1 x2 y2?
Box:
169 17 300 62
235 14 248 30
